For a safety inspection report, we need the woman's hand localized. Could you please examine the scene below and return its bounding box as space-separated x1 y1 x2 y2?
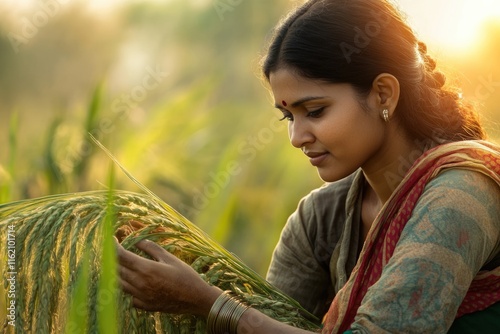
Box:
116 239 222 317
117 239 315 334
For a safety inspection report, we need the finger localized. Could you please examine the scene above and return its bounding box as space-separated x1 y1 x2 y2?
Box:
128 220 146 230
118 275 158 312
118 283 150 311
116 241 155 270
118 262 140 283
115 226 131 243
131 297 153 311
118 274 138 295
134 239 171 263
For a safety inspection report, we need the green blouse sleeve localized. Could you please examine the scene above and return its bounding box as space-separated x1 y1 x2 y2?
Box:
266 190 334 320
350 169 500 333
266 174 358 319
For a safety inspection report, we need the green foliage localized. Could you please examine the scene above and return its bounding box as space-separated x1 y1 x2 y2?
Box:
74 81 105 181
65 250 90 334
0 185 321 332
0 2 498 332
44 117 67 194
97 165 119 334
0 112 18 204
0 0 498 277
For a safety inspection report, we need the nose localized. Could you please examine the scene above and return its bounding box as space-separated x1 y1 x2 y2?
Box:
289 119 315 149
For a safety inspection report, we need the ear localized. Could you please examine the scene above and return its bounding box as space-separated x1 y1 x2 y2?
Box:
370 73 400 117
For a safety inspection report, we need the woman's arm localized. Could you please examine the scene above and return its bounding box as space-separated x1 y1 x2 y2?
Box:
117 240 318 333
236 308 316 333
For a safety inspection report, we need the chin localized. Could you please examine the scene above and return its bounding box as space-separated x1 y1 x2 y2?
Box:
317 167 356 183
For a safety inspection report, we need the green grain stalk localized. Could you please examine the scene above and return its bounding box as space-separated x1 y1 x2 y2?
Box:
0 139 321 333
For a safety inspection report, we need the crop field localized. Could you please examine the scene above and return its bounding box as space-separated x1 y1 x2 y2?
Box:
0 0 499 332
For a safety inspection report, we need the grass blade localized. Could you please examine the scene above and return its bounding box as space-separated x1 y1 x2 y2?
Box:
64 249 90 334
0 112 19 203
97 163 119 334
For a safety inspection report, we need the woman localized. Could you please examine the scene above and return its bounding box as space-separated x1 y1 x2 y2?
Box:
117 0 500 332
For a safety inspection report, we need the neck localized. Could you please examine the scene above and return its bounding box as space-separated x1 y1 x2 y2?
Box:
362 132 429 204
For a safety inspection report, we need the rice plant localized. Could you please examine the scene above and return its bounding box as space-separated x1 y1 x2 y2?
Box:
0 149 321 333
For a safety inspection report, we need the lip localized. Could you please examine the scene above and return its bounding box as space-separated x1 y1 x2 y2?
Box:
304 151 329 166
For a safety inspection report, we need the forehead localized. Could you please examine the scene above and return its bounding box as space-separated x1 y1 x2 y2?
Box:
269 69 352 105
269 69 326 95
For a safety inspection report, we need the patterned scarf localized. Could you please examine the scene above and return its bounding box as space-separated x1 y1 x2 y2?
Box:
322 140 500 333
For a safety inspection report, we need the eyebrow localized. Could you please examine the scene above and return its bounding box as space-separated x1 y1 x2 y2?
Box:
274 96 327 109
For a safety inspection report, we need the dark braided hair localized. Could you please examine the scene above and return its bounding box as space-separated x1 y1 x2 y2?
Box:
262 0 485 142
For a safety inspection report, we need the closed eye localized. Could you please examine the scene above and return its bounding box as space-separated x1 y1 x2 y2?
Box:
279 111 293 122
307 107 325 118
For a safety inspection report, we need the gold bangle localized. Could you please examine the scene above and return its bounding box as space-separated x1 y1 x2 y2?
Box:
207 291 250 334
207 291 231 333
229 298 249 333
217 294 239 333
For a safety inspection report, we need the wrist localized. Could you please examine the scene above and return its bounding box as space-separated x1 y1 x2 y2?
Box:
197 286 224 317
206 290 250 334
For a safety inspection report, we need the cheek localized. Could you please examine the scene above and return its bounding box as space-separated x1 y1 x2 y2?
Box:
332 108 383 149
349 119 386 160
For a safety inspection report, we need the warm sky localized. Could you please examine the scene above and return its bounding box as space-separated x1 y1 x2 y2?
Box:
3 0 500 51
398 0 500 51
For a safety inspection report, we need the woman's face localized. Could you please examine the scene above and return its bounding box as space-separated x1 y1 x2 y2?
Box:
269 69 388 182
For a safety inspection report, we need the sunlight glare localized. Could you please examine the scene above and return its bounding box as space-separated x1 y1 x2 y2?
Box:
399 0 500 51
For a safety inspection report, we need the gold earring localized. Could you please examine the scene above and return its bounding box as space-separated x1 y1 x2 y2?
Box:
382 109 389 122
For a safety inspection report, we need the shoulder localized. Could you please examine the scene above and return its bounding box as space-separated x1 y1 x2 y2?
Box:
427 167 498 190
406 167 500 267
412 167 499 232
419 168 499 215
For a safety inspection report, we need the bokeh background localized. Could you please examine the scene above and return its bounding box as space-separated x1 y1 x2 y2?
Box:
1 0 499 276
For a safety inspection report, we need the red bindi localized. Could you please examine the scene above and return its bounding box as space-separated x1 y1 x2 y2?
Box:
282 100 287 107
